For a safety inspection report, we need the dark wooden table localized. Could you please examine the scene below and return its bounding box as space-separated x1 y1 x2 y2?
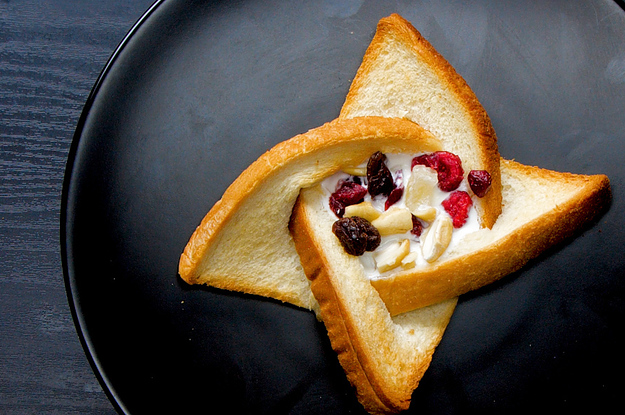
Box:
3 1 625 414
1 1 154 413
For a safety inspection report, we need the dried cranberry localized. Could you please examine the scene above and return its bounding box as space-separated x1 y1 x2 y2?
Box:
384 170 404 210
411 153 437 169
468 170 492 198
385 187 404 210
441 191 473 228
329 180 367 217
332 216 381 256
367 151 395 197
410 215 423 237
412 151 464 192
334 180 367 204
329 195 345 217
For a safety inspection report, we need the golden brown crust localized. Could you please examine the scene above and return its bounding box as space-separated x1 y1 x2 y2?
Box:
290 197 408 414
340 14 502 228
373 159 611 316
179 116 442 290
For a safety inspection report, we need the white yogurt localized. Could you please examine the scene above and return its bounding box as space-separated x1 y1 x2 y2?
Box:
322 153 480 279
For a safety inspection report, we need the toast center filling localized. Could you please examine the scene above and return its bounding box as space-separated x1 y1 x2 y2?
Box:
323 151 482 279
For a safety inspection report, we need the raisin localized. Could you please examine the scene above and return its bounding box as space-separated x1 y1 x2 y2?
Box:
441 191 473 228
367 151 395 197
412 151 464 192
330 180 367 217
384 170 404 210
332 216 381 256
410 215 423 237
468 170 492 198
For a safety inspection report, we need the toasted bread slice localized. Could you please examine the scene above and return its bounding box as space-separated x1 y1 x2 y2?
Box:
341 13 501 229
179 116 443 311
290 188 457 414
292 159 610 316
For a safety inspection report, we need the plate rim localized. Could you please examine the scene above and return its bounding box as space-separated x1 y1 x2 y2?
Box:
60 1 166 413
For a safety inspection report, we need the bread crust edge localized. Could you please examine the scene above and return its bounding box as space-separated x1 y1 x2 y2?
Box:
289 196 411 414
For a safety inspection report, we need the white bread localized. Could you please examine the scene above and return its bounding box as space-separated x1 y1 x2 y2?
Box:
177 14 505 313
290 187 457 414
372 159 610 314
179 116 443 311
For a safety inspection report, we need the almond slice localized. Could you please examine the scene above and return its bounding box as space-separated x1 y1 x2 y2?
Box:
411 206 437 222
421 214 453 263
375 239 410 272
370 206 413 236
400 251 419 269
342 166 367 176
344 201 381 222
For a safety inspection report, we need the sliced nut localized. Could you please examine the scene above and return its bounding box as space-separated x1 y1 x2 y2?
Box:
375 239 410 273
404 164 438 213
411 206 437 222
371 206 413 236
344 201 381 222
420 214 453 263
341 166 367 176
400 251 419 269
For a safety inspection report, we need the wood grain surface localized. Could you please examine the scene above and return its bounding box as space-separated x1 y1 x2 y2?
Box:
1 1 154 413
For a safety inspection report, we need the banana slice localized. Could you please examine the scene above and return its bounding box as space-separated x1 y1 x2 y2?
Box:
404 164 438 213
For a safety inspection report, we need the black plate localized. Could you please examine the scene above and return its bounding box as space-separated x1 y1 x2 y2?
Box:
62 1 625 413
